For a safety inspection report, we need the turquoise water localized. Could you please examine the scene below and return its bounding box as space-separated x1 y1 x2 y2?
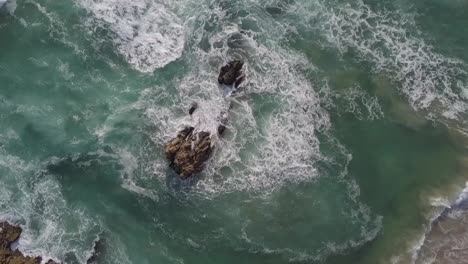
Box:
0 0 467 263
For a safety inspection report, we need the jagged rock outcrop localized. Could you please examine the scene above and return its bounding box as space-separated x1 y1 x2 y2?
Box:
218 60 245 88
0 222 21 246
165 127 213 178
0 222 58 264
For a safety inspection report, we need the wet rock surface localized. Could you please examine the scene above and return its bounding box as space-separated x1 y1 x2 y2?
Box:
218 60 245 87
0 222 58 264
165 127 213 178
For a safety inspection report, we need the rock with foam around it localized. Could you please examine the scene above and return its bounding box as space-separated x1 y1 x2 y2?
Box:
165 127 213 178
218 60 245 88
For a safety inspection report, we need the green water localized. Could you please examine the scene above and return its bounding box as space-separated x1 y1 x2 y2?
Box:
0 0 467 263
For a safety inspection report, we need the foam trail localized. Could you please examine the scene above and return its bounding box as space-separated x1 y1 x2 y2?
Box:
287 0 468 127
78 0 185 72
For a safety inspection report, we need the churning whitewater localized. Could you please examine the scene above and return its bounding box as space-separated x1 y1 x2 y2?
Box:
0 0 467 264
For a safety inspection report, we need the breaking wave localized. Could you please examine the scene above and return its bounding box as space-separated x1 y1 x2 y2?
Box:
77 0 185 72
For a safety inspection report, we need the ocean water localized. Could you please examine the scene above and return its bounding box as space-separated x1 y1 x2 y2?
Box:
0 0 467 263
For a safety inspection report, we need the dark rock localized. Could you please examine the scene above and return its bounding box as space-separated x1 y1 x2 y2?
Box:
217 113 228 136
165 128 213 178
0 222 58 264
218 60 245 87
189 103 198 115
198 131 210 138
180 126 195 136
217 125 226 135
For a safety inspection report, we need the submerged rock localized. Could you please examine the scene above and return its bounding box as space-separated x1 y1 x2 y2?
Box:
0 222 58 264
218 60 245 88
165 127 213 178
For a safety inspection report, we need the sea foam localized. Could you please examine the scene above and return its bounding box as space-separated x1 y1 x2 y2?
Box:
78 0 185 73
288 0 468 127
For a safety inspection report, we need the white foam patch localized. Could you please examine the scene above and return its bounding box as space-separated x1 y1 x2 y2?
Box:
78 0 185 72
289 0 468 126
57 60 75 80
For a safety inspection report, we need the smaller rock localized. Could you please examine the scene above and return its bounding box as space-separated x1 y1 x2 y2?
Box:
218 60 245 87
189 103 198 115
217 125 226 135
